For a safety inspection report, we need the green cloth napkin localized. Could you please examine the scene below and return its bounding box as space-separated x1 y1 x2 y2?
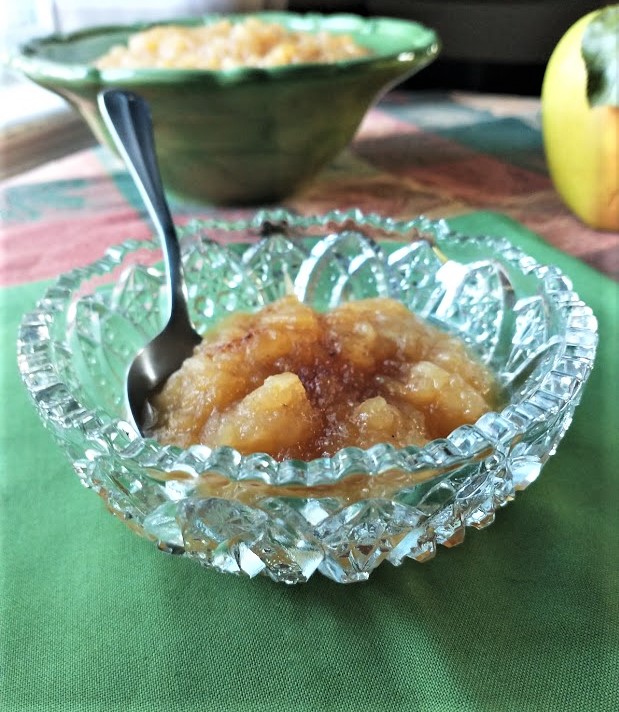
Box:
1 212 617 711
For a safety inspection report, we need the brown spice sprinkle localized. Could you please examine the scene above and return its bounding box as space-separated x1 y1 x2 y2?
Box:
150 296 498 461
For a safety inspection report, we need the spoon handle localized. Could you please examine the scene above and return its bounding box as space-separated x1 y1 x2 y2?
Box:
98 89 189 323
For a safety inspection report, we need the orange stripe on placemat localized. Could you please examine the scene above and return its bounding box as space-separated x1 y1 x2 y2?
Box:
355 106 422 142
0 210 152 287
354 114 550 200
408 154 551 203
355 118 472 171
2 148 108 188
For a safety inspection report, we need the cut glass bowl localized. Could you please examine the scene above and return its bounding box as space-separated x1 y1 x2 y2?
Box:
17 210 598 584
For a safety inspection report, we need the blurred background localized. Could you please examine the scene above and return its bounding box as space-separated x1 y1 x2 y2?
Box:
293 0 604 94
2 0 604 94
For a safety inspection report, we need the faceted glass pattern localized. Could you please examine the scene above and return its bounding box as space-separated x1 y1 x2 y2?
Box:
17 211 598 584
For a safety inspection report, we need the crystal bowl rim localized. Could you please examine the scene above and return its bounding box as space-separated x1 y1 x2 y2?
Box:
16 209 598 488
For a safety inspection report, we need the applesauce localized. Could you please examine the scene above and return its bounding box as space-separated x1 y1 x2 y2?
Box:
95 18 370 71
150 296 497 460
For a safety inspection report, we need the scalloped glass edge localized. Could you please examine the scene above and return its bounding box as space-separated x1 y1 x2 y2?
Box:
12 12 440 85
16 209 599 584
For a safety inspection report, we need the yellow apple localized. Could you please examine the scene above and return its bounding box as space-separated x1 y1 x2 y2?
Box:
541 6 619 231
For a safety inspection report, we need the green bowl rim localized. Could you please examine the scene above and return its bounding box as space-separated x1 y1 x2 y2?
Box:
10 11 441 86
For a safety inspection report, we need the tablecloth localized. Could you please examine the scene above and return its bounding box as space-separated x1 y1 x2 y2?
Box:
1 90 618 711
2 91 618 283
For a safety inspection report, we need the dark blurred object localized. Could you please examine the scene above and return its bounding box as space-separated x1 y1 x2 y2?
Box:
287 1 368 13
407 58 548 95
289 0 603 95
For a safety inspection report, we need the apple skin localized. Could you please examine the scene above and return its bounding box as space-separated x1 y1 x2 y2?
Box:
541 9 619 232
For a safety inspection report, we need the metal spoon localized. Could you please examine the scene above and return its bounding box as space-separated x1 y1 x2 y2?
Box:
98 89 201 434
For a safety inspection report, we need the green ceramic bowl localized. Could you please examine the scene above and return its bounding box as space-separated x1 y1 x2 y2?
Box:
10 12 440 205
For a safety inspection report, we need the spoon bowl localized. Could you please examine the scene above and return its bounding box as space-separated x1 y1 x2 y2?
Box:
98 89 201 433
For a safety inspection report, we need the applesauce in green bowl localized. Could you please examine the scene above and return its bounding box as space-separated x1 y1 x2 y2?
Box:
10 12 440 205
